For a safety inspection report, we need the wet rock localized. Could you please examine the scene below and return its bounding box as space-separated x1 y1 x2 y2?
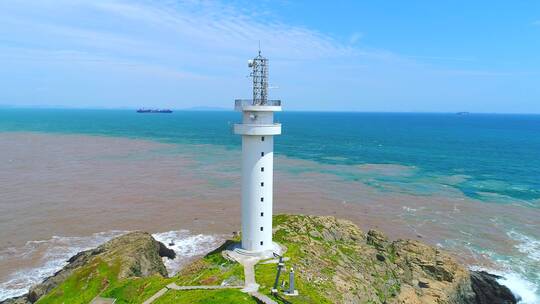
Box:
158 242 176 259
470 271 517 304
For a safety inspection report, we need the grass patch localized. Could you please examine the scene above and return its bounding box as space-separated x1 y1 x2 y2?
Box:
101 275 173 304
37 257 121 304
254 262 334 304
154 289 257 304
175 240 244 286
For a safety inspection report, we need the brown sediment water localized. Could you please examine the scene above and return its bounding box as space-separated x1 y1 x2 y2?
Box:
0 132 539 294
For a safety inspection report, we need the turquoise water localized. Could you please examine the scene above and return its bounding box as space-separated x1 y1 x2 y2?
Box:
1 108 539 205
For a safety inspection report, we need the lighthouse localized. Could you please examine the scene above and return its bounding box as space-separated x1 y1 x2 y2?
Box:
234 51 282 253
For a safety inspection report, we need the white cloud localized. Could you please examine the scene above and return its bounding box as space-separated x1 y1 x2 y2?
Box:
89 0 355 60
0 0 365 84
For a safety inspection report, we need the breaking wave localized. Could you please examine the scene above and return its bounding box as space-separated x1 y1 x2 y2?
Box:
152 230 223 276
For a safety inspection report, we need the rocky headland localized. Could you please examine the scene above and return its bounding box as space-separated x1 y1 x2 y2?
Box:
1 215 517 304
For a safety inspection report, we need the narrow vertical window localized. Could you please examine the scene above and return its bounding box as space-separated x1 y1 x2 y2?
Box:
261 136 265 141
260 182 264 187
261 167 264 172
261 152 265 157
260 197 264 202
260 212 264 217
260 227 264 231
260 241 264 245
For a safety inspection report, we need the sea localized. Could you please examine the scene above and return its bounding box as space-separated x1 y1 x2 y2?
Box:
0 109 538 303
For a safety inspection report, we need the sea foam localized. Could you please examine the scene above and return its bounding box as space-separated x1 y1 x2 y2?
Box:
152 230 224 276
470 266 539 304
497 272 539 304
507 230 540 262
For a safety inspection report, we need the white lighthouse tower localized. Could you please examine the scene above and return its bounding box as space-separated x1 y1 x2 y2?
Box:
234 51 282 253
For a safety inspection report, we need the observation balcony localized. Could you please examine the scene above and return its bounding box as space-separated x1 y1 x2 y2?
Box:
234 99 282 112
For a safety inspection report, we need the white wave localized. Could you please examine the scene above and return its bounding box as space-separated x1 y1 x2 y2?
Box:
401 206 417 212
0 231 127 302
507 230 540 262
497 272 539 304
152 230 223 276
453 228 540 304
470 266 539 304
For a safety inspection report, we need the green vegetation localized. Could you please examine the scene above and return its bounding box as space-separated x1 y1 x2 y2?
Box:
37 258 122 304
154 289 256 304
175 240 244 286
36 258 173 304
102 275 175 304
255 263 333 304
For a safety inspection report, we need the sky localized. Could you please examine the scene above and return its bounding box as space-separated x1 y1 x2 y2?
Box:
0 0 539 113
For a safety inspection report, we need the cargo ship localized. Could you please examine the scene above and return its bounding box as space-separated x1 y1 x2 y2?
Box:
136 108 173 113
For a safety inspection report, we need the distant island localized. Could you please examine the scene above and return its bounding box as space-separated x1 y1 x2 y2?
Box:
3 214 516 304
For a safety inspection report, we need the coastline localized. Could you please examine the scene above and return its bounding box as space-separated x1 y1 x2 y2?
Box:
0 131 539 302
0 215 522 304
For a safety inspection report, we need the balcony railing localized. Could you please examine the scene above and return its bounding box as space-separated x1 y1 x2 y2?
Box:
235 99 281 107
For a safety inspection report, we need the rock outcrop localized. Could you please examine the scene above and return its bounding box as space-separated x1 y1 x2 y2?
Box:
272 214 516 304
2 231 172 304
470 271 517 304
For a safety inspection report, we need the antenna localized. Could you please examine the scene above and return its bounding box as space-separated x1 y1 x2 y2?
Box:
249 48 268 105
258 40 261 55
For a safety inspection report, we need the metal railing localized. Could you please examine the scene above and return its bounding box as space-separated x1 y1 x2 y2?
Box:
235 99 281 107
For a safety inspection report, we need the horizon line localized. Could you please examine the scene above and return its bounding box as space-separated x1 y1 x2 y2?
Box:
1 105 540 115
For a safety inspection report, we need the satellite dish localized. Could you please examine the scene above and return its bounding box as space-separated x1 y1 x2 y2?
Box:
248 59 254 67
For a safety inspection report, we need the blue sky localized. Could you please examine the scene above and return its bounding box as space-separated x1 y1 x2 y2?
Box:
0 0 539 112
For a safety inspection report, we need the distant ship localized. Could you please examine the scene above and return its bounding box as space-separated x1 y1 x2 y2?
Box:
136 108 173 113
456 111 470 115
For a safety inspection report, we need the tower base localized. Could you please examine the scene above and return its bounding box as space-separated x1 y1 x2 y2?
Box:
224 241 283 260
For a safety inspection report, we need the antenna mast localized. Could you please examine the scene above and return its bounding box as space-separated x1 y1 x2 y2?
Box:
248 48 268 105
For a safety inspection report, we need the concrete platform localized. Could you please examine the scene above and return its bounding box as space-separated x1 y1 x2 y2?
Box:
224 241 283 260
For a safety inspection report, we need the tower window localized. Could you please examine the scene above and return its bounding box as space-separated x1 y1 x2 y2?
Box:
260 227 264 231
260 212 264 217
261 136 265 141
261 152 264 157
260 197 264 202
261 167 264 172
261 182 264 187
260 241 264 246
